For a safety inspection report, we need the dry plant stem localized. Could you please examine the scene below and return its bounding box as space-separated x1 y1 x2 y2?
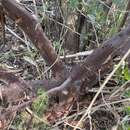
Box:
5 26 30 45
73 47 130 130
60 50 93 59
36 50 93 62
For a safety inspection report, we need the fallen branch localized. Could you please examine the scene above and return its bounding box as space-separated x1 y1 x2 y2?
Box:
1 0 68 79
20 27 130 96
52 24 130 95
1 0 130 99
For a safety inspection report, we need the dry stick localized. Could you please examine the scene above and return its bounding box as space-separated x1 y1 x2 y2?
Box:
60 50 93 59
36 50 93 62
73 47 130 130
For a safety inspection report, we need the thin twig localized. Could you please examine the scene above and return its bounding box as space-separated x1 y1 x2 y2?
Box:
60 50 93 59
5 26 30 45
